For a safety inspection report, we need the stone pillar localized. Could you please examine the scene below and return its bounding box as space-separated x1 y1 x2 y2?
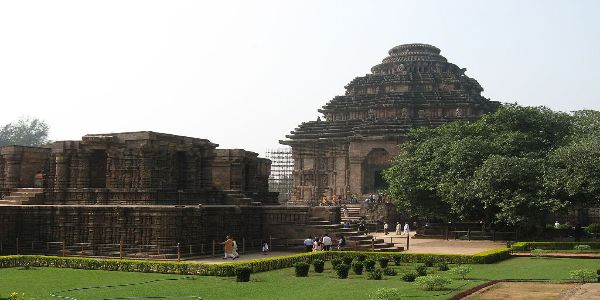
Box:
76 152 90 188
349 156 363 196
55 154 69 189
4 153 23 189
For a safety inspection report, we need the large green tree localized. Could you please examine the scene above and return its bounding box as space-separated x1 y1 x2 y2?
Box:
384 104 574 226
0 117 50 147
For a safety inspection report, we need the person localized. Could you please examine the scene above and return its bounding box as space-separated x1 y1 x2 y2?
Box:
343 221 350 229
554 221 560 229
343 207 349 218
403 223 410 235
337 235 346 250
33 170 44 188
395 222 402 235
262 241 269 255
222 235 235 259
384 222 389 235
322 234 332 251
313 238 322 251
231 238 240 260
303 237 313 252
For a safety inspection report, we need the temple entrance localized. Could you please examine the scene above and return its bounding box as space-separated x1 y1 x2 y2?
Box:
362 148 390 194
175 151 187 190
89 150 107 188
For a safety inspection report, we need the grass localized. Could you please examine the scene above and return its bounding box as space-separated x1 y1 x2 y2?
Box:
0 257 598 300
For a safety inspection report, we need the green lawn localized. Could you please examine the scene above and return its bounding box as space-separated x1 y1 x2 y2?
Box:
0 257 597 300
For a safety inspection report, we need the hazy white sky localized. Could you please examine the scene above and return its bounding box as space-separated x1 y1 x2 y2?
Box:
1 0 599 154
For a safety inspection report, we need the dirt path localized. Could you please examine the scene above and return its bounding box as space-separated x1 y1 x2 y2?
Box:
464 282 580 300
560 283 600 300
372 232 506 254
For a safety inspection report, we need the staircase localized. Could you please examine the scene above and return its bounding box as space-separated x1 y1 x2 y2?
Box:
340 204 362 223
0 188 45 205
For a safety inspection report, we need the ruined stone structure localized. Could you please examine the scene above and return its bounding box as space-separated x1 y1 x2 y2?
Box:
282 44 500 204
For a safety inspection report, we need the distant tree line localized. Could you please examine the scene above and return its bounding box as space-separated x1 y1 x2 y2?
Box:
384 104 600 228
0 117 50 147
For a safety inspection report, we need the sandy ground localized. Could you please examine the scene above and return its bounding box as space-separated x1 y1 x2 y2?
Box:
372 232 506 254
465 282 581 300
560 283 600 300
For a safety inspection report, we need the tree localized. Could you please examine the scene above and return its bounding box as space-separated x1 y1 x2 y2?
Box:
384 104 573 227
0 117 50 147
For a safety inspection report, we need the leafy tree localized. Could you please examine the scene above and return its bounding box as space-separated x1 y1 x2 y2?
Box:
0 117 50 147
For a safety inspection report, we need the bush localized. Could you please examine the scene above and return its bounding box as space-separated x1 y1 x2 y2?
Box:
235 266 251 282
586 223 600 236
335 263 351 279
511 242 600 252
367 268 383 280
351 261 364 275
364 259 376 272
313 259 324 273
437 261 449 271
382 267 397 276
342 256 354 266
294 262 310 277
449 264 472 280
414 275 452 291
574 245 592 252
423 256 436 267
569 269 597 283
415 264 427 276
393 255 402 266
357 254 367 262
401 272 417 282
378 257 390 268
530 248 548 258
370 288 401 300
331 258 343 269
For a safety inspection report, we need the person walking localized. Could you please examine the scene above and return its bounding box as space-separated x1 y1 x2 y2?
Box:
303 237 313 252
384 222 389 235
222 235 235 259
262 240 269 255
232 238 240 260
395 222 402 235
322 234 332 251
337 235 346 250
403 223 410 235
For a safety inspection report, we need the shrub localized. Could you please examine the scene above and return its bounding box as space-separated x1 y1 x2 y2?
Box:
342 256 354 266
530 248 548 258
402 272 417 282
415 264 427 276
437 261 449 271
335 263 351 279
313 259 324 273
235 266 251 282
364 259 376 272
367 268 383 280
574 245 592 252
331 258 343 269
423 256 436 267
351 261 364 275
449 264 472 280
569 269 597 283
378 257 390 268
382 267 397 276
393 255 402 266
414 275 452 291
370 288 401 300
294 262 310 277
357 254 367 262
586 223 600 236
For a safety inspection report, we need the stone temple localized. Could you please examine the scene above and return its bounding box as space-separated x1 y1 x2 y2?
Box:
282 43 500 204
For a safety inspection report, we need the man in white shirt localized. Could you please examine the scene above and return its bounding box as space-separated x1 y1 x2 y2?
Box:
322 234 332 251
403 223 410 235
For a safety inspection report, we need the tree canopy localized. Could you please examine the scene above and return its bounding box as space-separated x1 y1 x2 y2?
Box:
0 117 50 147
384 104 600 227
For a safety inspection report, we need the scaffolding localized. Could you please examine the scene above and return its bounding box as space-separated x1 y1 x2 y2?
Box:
265 147 293 203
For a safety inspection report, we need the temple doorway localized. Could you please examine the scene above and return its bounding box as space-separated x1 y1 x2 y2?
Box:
89 150 107 188
362 148 390 194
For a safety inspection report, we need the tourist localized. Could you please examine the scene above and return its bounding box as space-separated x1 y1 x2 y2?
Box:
554 221 560 229
262 241 269 255
395 222 401 235
303 237 313 252
384 222 389 235
222 235 235 259
322 234 332 251
231 237 239 260
403 223 410 235
313 238 322 251
343 207 349 218
343 221 350 229
337 235 346 250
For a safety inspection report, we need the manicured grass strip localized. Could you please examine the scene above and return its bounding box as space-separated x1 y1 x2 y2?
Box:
511 242 600 251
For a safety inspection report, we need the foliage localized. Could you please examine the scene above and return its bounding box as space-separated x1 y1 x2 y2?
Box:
414 275 452 291
364 259 376 272
341 256 354 266
383 104 594 227
393 255 402 266
530 248 548 258
335 263 350 279
449 265 472 280
377 257 389 268
573 245 592 252
331 258 343 269
415 264 427 277
423 256 436 267
436 261 449 271
586 223 600 235
401 272 417 282
0 117 50 147
351 261 364 275
312 259 324 273
235 266 251 282
569 269 597 283
511 242 600 251
382 267 397 276
369 288 402 300
366 269 383 280
294 262 310 277
356 254 367 261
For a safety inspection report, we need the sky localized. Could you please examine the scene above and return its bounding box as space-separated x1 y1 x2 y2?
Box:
1 0 599 155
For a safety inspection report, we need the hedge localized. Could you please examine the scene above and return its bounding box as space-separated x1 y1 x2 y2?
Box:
511 242 600 251
0 248 511 276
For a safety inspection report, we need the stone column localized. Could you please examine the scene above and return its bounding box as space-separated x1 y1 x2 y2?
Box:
55 154 69 189
76 152 90 188
4 152 23 189
349 156 363 196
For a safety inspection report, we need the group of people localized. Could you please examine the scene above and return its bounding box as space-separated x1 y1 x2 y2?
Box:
303 234 346 252
383 222 410 235
222 235 270 260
